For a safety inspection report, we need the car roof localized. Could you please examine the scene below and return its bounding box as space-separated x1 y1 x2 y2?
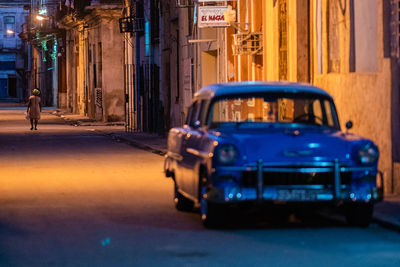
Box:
194 81 333 99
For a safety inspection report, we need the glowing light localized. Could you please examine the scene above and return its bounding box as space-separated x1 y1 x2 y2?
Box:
145 21 150 56
101 237 111 246
38 9 47 15
51 39 57 61
236 193 242 198
308 143 320 148
6 29 14 35
36 15 47 21
228 193 233 199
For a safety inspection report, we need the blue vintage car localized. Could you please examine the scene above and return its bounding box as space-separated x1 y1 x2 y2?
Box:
164 82 383 228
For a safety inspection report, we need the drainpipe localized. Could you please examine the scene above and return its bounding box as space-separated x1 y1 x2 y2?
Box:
135 1 141 131
250 0 256 81
237 0 241 81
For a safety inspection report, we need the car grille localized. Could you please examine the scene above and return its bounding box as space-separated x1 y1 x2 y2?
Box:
241 170 352 187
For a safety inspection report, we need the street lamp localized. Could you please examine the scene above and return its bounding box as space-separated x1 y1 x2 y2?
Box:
35 14 48 21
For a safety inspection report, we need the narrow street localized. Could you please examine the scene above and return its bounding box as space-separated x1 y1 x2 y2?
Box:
0 106 400 267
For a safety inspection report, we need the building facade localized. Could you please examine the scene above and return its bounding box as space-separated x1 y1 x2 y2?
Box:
0 0 29 101
161 0 399 194
20 1 399 194
59 0 125 121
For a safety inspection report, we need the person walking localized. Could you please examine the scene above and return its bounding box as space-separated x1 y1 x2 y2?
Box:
27 89 42 130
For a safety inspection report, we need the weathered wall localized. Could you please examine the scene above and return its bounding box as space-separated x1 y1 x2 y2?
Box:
101 18 124 122
313 0 394 193
261 0 395 193
314 67 392 193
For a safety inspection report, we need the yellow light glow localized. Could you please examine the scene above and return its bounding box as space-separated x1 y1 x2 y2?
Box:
36 15 46 21
6 29 14 34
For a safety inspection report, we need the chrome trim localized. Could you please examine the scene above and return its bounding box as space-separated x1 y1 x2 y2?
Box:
167 151 183 161
340 166 376 172
333 159 340 201
186 148 212 159
217 162 377 173
262 167 332 173
257 159 263 202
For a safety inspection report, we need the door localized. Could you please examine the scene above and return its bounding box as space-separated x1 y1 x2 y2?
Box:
0 79 8 98
179 100 202 197
8 77 17 98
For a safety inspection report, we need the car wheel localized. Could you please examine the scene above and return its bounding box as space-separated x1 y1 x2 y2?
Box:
174 182 194 212
200 180 225 228
345 203 373 227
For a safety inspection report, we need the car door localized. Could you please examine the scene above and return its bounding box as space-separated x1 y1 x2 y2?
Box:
177 101 201 198
189 100 211 200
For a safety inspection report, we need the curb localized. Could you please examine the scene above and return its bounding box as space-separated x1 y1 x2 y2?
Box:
51 112 167 156
100 131 167 156
373 216 400 233
52 111 124 127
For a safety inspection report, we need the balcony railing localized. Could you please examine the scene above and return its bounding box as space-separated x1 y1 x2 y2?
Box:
232 32 263 56
119 17 144 33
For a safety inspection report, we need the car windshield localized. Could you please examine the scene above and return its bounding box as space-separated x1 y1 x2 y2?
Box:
208 93 340 129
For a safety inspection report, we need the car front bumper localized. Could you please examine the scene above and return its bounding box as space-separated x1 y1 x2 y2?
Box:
209 160 383 204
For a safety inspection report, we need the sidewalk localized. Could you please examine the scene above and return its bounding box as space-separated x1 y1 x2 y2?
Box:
54 110 400 231
53 110 168 155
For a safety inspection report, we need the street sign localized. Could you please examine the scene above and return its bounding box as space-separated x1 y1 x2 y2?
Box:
198 6 230 28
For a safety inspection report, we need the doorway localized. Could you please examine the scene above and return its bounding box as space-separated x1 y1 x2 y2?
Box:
0 79 7 98
201 50 217 87
8 77 16 98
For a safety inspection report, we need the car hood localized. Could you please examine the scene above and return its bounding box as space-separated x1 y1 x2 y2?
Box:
212 126 366 164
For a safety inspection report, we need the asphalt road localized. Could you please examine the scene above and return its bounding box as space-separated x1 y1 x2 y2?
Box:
0 107 400 267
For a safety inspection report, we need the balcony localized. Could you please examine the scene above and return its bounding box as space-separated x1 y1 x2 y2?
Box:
232 32 263 56
119 17 144 33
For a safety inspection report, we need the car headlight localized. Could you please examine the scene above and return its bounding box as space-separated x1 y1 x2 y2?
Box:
357 143 379 165
215 144 238 165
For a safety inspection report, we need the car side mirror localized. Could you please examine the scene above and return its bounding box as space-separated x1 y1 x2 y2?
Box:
345 120 353 130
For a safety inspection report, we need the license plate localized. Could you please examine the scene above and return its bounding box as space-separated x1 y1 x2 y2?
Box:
277 189 318 201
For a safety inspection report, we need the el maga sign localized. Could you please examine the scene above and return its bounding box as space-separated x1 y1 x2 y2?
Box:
198 6 230 28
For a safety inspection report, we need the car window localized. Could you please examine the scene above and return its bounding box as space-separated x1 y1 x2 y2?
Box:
208 93 339 129
324 100 335 127
312 100 323 125
188 101 201 127
185 105 193 126
199 100 209 125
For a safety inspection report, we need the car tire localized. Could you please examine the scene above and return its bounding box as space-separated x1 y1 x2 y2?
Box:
201 201 225 228
199 180 225 228
174 182 194 212
345 203 373 227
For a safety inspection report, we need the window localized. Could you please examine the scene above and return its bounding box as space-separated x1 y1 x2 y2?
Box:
186 101 202 127
316 0 323 74
189 101 201 127
97 42 102 88
209 93 339 129
350 0 378 72
199 100 209 125
327 0 340 73
4 16 15 38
